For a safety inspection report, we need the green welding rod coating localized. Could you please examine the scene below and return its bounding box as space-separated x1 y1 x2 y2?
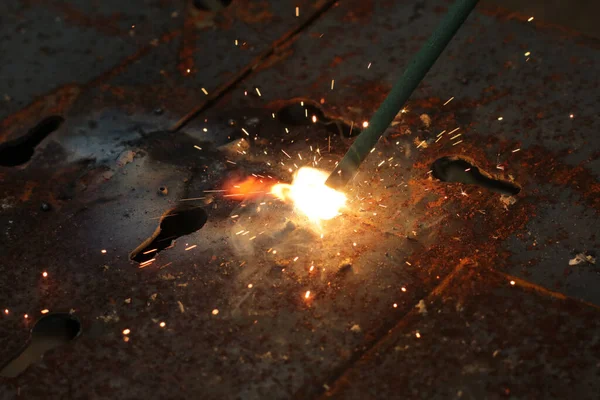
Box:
325 0 480 190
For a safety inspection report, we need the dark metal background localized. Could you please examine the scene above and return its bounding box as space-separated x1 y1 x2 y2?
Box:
0 1 598 399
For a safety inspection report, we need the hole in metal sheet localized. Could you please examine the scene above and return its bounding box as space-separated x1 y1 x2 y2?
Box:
0 116 64 167
431 155 521 196
277 100 360 138
130 205 208 263
193 0 233 11
0 313 81 378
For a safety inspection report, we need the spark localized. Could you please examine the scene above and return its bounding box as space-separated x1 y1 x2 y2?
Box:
437 130 446 137
298 153 303 160
415 332 421 338
295 6 299 17
101 249 107 254
186 68 191 74
249 236 256 240
401 287 406 292
194 145 202 150
443 96 454 106
212 309 219 315
450 133 462 140
3 309 8 315
160 322 166 328
248 283 253 288
24 314 28 319
569 113 574 119
123 328 131 335
305 290 311 299
281 149 292 158
405 261 412 266
309 266 314 272
331 80 335 90
524 51 531 57
497 116 503 121
312 115 317 123
367 62 372 68
393 303 397 308
512 148 521 153
271 167 347 223
42 271 48 278
416 141 426 148
452 140 463 146
285 127 289 133
272 113 276 119
201 88 208 95
447 127 460 136
377 160 385 167
242 128 250 136
204 189 226 193
185 245 197 251
235 39 238 46
362 121 369 128
139 259 156 268
226 160 237 164
235 230 245 235
293 256 299 261
255 87 262 96
528 16 534 22
435 136 443 143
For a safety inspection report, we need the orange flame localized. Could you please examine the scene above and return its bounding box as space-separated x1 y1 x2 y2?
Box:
223 175 277 200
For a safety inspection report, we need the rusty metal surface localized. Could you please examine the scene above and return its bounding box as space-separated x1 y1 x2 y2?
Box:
322 266 600 399
0 0 599 399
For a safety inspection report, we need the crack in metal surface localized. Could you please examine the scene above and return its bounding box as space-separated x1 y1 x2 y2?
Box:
169 0 340 132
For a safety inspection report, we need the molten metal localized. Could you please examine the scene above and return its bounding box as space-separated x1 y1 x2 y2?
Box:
271 167 346 223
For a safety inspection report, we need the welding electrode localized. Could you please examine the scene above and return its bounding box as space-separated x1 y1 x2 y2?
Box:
325 0 480 190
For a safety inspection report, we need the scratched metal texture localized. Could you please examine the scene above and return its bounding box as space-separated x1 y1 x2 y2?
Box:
0 0 599 399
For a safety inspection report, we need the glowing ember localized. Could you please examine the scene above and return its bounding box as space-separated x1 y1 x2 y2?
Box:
271 167 346 223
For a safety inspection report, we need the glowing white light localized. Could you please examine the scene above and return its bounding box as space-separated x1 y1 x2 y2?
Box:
271 167 346 223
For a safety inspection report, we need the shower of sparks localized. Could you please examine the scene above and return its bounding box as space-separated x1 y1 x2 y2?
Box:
271 167 347 223
331 80 335 90
201 88 208 95
443 97 454 106
528 16 534 22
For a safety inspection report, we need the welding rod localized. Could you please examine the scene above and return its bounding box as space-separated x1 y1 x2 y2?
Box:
325 0 479 190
